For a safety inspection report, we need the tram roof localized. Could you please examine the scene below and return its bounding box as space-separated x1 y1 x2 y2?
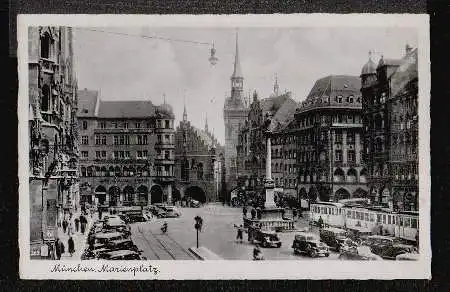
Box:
311 201 344 208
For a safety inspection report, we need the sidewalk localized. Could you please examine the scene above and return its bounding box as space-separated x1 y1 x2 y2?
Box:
58 212 97 260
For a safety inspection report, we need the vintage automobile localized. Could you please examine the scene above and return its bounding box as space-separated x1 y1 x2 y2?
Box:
94 231 128 244
361 235 398 247
190 199 201 208
163 206 182 218
147 205 167 218
117 213 131 224
251 230 282 248
292 232 329 257
396 252 420 261
338 245 383 261
375 244 417 260
127 213 149 223
319 227 355 252
97 249 145 260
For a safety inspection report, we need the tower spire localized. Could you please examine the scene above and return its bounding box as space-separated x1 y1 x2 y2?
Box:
232 29 242 78
183 97 188 123
274 73 279 96
205 113 209 132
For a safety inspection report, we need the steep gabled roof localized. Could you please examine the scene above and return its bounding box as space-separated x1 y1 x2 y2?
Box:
390 48 418 98
77 89 98 117
97 100 156 118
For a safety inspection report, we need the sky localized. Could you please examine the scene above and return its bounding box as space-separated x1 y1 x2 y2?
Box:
73 26 418 144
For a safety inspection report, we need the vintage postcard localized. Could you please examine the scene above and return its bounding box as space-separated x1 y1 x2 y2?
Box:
18 14 430 279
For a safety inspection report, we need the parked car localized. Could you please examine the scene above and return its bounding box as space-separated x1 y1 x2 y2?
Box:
396 252 420 261
339 246 383 261
252 230 282 248
147 205 167 218
97 249 145 260
163 206 181 218
94 231 128 244
292 232 330 257
319 227 353 252
190 200 201 208
117 213 131 224
127 213 148 223
375 244 417 260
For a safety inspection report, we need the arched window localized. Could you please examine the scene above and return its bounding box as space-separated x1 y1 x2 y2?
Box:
108 166 114 176
101 166 107 177
197 163 204 180
87 166 93 177
41 85 50 112
40 33 51 59
114 166 121 176
81 167 87 177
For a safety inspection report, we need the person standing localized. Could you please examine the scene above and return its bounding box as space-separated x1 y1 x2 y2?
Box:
62 218 68 234
55 238 65 260
98 208 103 220
68 220 74 235
236 224 244 243
74 217 80 233
251 208 256 220
80 215 87 234
243 206 247 218
68 236 75 257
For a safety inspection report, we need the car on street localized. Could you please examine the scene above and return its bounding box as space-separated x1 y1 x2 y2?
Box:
319 227 355 252
97 249 146 260
396 252 420 261
190 200 201 208
94 231 128 244
162 206 181 218
338 245 383 261
292 232 330 257
374 244 417 260
147 205 167 218
127 213 148 223
117 213 131 224
252 230 282 248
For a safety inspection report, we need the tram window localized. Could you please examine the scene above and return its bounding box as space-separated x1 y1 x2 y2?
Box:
365 213 369 221
411 218 418 228
352 211 355 219
370 214 375 222
347 210 351 218
405 218 411 228
399 216 403 226
377 214 381 223
388 215 391 224
382 215 386 224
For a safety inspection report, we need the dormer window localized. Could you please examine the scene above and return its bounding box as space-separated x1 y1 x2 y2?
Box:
349 95 354 103
40 33 51 59
336 95 343 103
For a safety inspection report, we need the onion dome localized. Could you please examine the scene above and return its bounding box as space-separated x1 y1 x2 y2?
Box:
361 52 377 76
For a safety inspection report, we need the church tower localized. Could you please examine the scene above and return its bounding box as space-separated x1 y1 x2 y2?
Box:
223 30 249 192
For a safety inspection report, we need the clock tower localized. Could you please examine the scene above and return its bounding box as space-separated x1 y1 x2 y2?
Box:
223 31 249 192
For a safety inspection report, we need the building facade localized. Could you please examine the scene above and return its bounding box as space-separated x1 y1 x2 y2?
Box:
236 81 297 194
174 105 223 203
77 90 176 207
223 32 250 193
361 46 419 211
28 26 79 258
294 75 368 203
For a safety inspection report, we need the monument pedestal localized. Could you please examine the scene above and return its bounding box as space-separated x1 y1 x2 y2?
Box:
244 178 295 231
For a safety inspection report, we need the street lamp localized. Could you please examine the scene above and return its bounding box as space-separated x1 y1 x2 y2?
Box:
194 216 203 248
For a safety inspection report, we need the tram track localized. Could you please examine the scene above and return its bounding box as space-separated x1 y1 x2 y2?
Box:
147 227 196 260
136 225 161 260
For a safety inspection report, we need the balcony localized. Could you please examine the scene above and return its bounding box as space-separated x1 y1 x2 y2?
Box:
94 128 154 134
40 58 55 73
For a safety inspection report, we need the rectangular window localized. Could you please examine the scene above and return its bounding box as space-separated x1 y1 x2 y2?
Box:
370 214 375 222
137 135 142 145
143 150 148 158
102 135 107 145
335 132 343 144
335 150 342 162
123 123 128 129
157 120 161 128
352 211 355 219
165 120 170 129
348 150 355 162
135 122 141 128
125 135 130 145
119 151 124 159
388 215 391 224
113 122 118 128
165 134 170 143
143 135 148 145
347 132 355 144
137 151 142 158
411 218 418 228
365 213 369 221
101 151 106 158
347 211 351 218
81 136 89 145
404 218 411 228
113 136 118 145
114 151 118 159
95 135 101 145
125 151 130 159
82 121 88 130
95 151 101 159
157 135 162 143
81 151 88 158
383 214 386 224
100 122 106 129
119 135 125 145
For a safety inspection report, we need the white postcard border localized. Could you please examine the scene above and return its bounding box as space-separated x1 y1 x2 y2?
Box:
18 13 431 280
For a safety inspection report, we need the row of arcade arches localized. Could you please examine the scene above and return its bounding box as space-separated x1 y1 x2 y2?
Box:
92 185 207 206
298 186 369 202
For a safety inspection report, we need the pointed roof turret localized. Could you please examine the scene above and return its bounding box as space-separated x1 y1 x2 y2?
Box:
183 102 187 123
274 73 279 96
205 113 209 132
232 30 243 78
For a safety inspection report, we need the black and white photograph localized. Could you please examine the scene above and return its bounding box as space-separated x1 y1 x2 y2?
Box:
18 14 430 279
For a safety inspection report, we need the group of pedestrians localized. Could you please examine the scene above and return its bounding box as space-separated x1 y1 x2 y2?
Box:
53 212 90 260
243 206 262 220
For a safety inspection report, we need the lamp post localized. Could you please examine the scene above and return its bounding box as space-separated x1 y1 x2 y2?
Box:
194 216 203 248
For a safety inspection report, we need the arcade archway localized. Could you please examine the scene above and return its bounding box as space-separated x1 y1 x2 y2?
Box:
123 186 134 206
185 186 207 203
172 187 181 203
108 186 120 207
150 185 163 204
137 185 148 205
95 185 107 205
308 186 319 202
335 188 351 201
353 188 368 198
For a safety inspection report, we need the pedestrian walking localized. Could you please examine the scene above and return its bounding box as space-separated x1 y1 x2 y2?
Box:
55 238 65 260
236 224 244 243
68 236 75 257
68 220 75 235
98 208 103 220
74 217 80 233
62 218 68 234
80 215 87 234
251 208 256 220
243 206 247 218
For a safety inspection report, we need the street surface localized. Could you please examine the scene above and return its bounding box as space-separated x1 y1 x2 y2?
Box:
131 204 340 260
